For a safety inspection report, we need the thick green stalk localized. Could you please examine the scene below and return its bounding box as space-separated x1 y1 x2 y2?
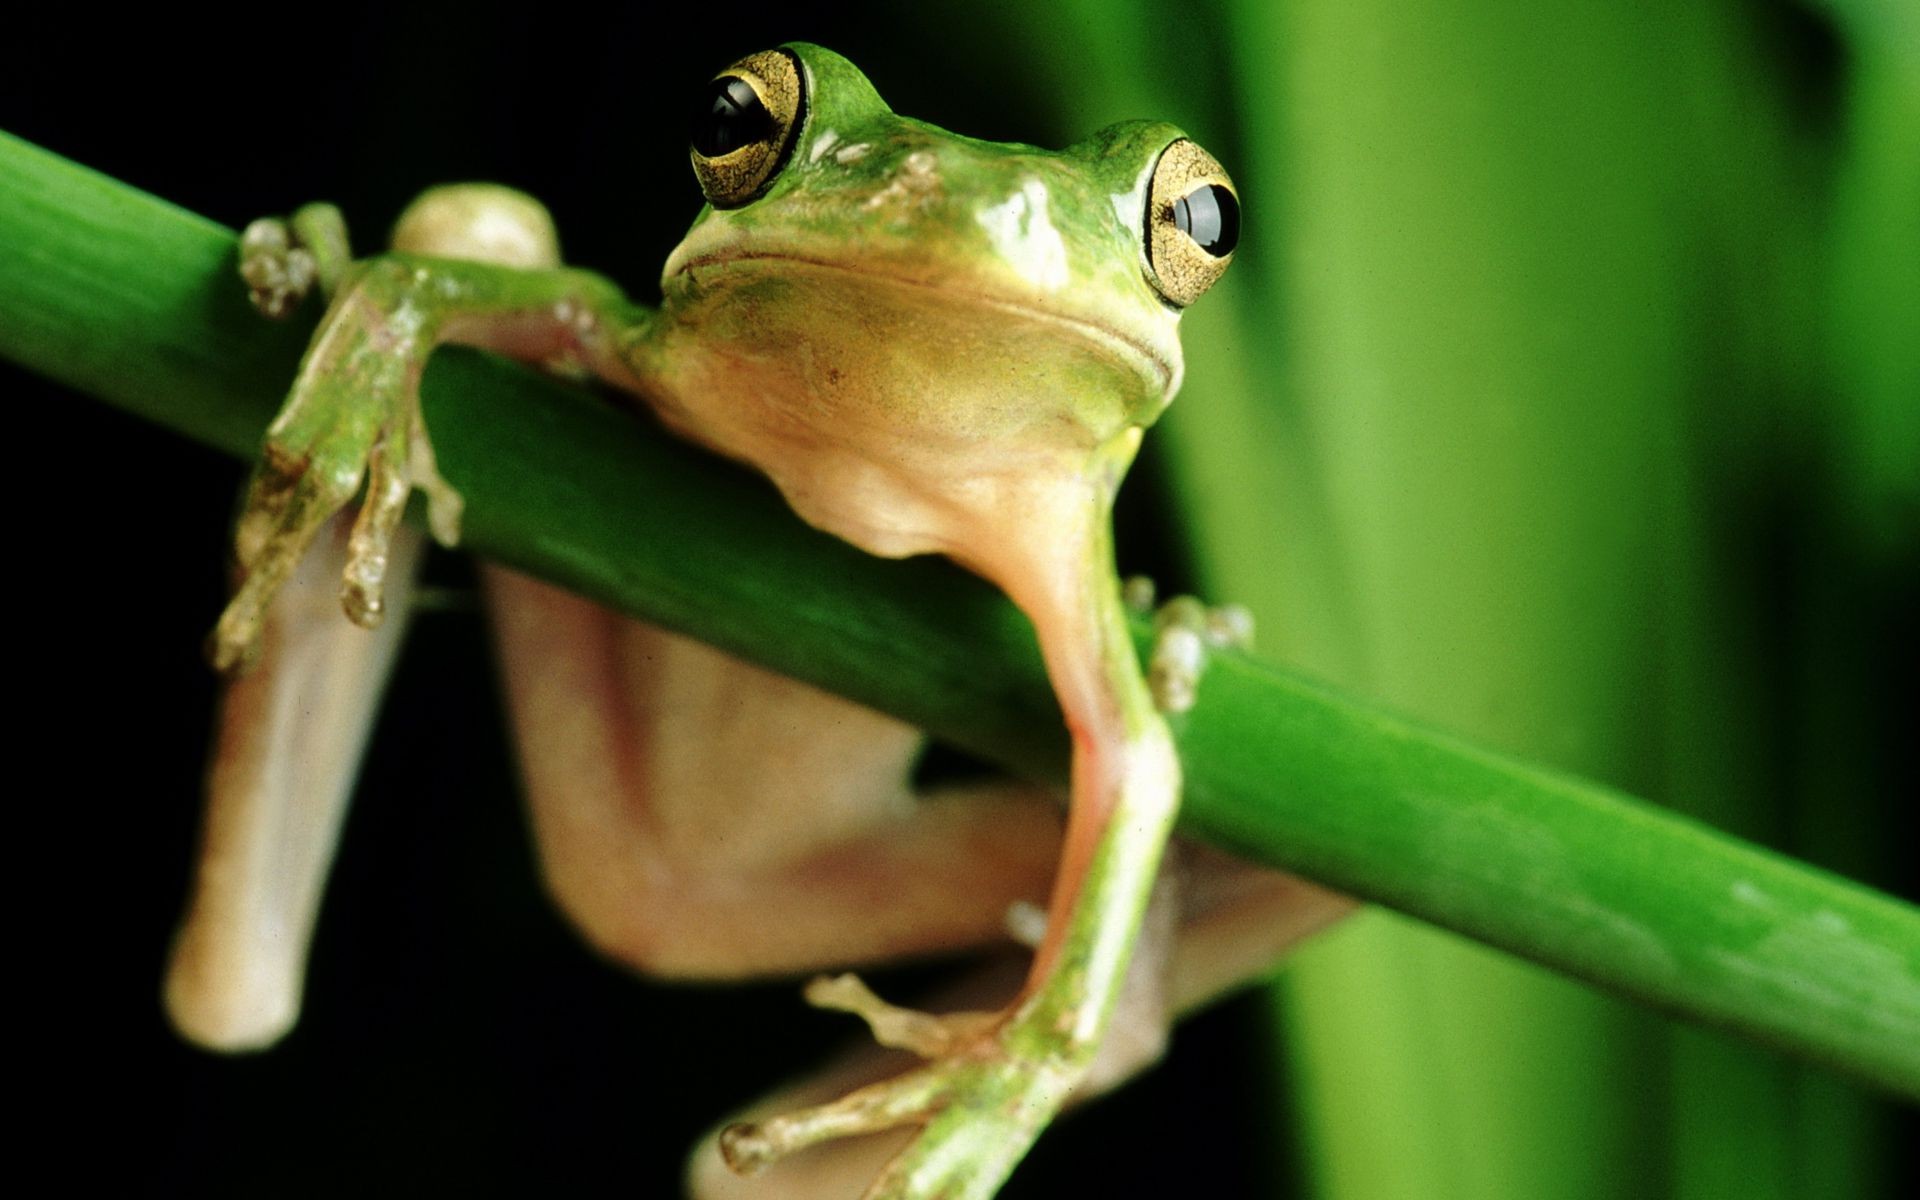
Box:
3 128 1917 1096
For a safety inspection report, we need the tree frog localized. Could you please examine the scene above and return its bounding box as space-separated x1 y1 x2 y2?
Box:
163 43 1351 1199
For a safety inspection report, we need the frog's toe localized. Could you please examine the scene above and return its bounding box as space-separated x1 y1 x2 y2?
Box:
717 975 986 1172
718 1036 1070 1200
1145 590 1254 714
340 432 415 627
237 204 351 318
686 1041 919 1200
211 435 376 673
238 218 320 319
716 1053 970 1177
691 1125 914 1200
211 483 350 673
715 980 1093 1200
803 974 997 1060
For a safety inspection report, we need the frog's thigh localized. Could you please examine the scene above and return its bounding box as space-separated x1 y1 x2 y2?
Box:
481 566 1066 978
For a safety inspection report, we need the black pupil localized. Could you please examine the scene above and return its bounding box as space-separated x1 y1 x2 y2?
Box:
1171 184 1240 257
691 76 771 157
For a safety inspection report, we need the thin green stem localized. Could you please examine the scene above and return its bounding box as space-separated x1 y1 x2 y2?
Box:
3 128 1916 1095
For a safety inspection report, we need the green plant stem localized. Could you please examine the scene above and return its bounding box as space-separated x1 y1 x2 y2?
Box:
4 128 1916 1096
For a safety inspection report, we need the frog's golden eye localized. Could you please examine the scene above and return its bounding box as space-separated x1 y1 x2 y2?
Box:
1145 139 1240 307
689 48 806 209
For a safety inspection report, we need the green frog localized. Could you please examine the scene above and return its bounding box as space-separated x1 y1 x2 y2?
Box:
165 42 1348 1199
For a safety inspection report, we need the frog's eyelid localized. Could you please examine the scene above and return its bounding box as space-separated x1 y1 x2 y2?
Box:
689 47 808 209
1142 138 1239 307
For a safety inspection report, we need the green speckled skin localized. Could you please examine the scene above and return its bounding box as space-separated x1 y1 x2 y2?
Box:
636 45 1191 572
667 43 1186 420
195 42 1232 1200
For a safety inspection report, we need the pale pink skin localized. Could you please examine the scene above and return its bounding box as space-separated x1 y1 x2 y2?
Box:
170 46 1353 1199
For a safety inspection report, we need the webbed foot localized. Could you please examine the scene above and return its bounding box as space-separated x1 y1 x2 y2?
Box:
719 975 1089 1200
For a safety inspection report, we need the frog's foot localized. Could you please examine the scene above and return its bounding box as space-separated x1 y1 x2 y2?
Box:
802 974 998 1059
237 203 352 319
719 982 1087 1200
210 262 465 674
1123 576 1254 714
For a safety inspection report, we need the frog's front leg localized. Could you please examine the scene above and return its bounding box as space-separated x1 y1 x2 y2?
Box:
689 850 1352 1200
207 187 647 674
480 566 1070 977
171 187 642 1046
487 564 1350 1200
720 480 1183 1199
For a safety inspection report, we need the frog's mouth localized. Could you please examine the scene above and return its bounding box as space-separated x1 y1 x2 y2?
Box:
664 250 1176 394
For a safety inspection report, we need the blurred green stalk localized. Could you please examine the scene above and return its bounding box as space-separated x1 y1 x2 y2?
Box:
1057 0 1917 1198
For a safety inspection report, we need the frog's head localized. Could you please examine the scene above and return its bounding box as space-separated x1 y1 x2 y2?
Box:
659 43 1239 428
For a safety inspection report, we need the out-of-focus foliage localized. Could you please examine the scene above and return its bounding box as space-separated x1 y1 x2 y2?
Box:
976 1 1916 1198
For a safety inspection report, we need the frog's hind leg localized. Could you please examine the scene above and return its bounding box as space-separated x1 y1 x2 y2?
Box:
684 867 1178 1200
684 846 1353 1200
483 556 1348 1200
709 482 1193 1199
166 515 424 1050
479 566 1069 978
169 184 600 1050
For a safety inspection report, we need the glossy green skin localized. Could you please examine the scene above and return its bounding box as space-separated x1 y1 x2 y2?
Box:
199 42 1211 1200
632 44 1190 579
616 47 1204 1195
629 51 1194 1168
664 45 1185 417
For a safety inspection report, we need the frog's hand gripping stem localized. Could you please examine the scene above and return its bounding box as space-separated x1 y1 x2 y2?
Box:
721 491 1180 1200
206 189 643 674
169 188 641 1049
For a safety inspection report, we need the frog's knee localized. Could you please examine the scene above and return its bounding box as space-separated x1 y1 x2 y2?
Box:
540 866 669 976
390 184 562 267
539 858 741 981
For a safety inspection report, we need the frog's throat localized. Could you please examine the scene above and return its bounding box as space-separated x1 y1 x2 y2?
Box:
664 251 1176 396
